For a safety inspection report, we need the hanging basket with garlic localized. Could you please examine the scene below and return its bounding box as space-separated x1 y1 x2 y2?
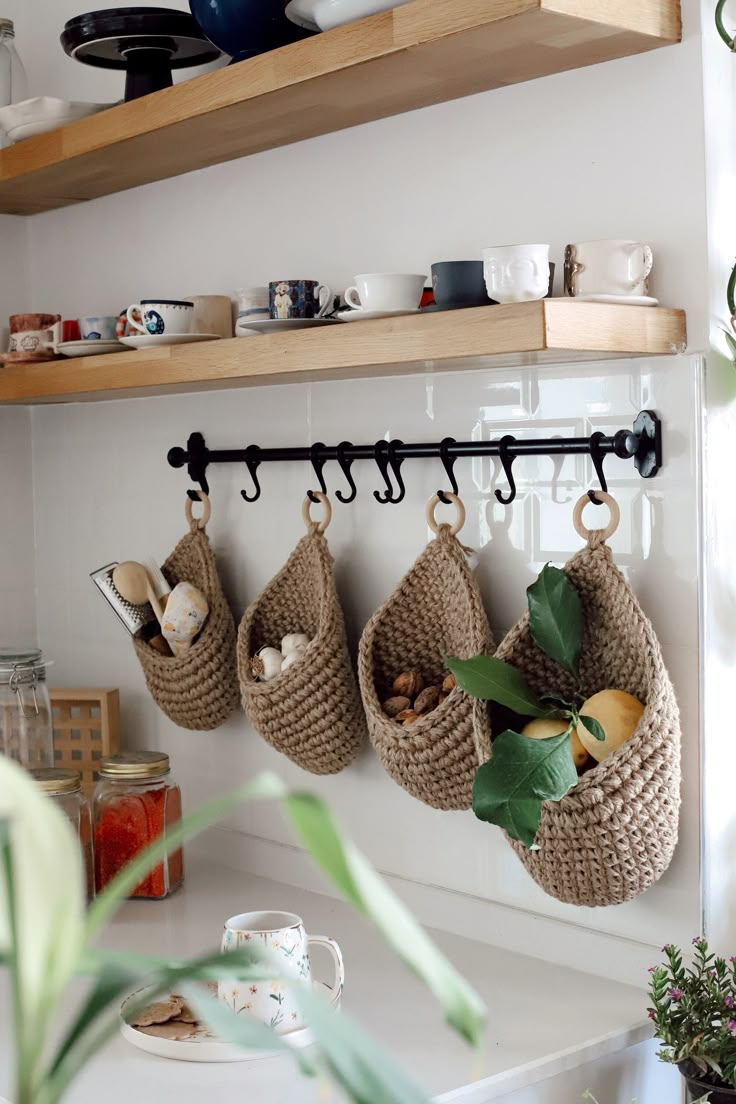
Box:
237 494 366 775
358 494 494 811
133 494 240 731
452 493 681 908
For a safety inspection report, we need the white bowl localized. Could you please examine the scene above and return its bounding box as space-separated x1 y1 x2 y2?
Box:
0 97 111 142
288 0 413 32
285 0 321 31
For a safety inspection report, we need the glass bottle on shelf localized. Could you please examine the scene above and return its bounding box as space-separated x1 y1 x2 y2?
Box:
0 649 54 769
32 768 95 901
0 19 29 148
93 751 184 899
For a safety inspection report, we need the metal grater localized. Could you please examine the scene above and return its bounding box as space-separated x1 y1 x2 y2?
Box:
90 562 158 636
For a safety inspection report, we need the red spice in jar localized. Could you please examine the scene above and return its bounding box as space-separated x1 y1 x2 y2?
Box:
93 751 183 899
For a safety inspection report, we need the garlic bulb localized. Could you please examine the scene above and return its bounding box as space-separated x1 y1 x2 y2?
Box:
281 646 307 673
251 646 283 682
281 633 310 656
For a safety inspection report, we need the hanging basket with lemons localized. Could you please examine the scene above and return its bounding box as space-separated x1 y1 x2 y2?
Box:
449 492 681 908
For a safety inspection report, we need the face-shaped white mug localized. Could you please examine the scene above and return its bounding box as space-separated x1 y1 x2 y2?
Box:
218 910 344 1034
482 245 551 304
564 240 653 298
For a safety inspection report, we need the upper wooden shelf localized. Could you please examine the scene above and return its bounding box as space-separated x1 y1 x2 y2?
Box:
0 302 687 404
0 0 680 215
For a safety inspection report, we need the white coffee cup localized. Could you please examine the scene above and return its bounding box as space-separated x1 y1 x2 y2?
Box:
344 272 427 313
185 295 233 338
236 286 270 319
482 244 551 304
126 299 194 337
564 240 653 298
219 910 344 1034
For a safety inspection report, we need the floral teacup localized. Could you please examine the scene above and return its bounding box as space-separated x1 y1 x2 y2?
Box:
218 910 344 1033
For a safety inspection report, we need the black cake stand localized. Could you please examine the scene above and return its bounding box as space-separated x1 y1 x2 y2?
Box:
61 7 223 102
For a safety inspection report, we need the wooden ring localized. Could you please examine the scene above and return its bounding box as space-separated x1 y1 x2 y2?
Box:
302 492 332 533
573 491 620 542
426 492 466 536
185 491 211 530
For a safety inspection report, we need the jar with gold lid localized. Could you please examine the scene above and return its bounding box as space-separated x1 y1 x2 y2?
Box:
32 768 94 900
93 751 183 899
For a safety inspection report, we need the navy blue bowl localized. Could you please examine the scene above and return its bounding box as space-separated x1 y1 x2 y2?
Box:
189 0 311 61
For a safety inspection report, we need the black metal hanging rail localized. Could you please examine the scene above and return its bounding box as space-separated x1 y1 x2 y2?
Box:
167 409 661 507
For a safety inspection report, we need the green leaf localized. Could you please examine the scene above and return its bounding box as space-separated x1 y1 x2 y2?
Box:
724 328 736 363
580 714 606 742
86 772 286 938
526 564 582 678
472 729 578 848
285 793 486 1047
445 655 547 717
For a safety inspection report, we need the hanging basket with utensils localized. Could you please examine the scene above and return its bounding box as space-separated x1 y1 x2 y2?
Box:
497 492 681 907
358 493 494 811
238 493 367 775
133 493 239 730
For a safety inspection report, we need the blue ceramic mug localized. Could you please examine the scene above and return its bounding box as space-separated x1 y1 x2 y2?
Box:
269 280 332 321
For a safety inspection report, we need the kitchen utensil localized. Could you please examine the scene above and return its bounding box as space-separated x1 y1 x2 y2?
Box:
90 562 157 635
62 320 82 342
269 280 332 320
219 910 344 1033
343 273 427 313
564 240 654 298
161 581 209 657
482 244 551 303
112 561 165 621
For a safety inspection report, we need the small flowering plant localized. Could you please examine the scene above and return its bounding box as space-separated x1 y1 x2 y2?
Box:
648 937 736 1089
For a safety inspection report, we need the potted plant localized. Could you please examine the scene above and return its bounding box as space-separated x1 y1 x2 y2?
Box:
648 937 736 1102
0 756 485 1104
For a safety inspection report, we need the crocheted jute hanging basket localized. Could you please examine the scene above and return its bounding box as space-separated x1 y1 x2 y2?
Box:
238 494 366 775
497 492 681 908
133 494 239 731
359 494 494 812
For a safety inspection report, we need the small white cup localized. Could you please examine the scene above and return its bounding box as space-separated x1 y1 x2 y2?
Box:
219 910 344 1034
344 272 427 313
564 240 654 298
482 245 551 304
126 299 194 337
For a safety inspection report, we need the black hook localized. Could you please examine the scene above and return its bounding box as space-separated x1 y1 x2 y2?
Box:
373 439 406 504
240 444 262 503
495 435 518 505
335 441 357 504
175 431 210 501
437 437 458 504
587 431 608 505
307 442 328 504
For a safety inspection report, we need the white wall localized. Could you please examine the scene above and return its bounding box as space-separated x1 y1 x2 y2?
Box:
3 0 716 980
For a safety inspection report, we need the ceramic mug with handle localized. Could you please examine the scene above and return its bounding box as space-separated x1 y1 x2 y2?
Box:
344 272 427 313
8 313 62 357
126 299 194 337
269 280 332 321
564 240 654 298
482 244 551 304
219 910 344 1033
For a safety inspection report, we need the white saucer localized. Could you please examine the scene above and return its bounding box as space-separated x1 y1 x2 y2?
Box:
120 981 340 1063
337 309 420 322
575 294 659 307
119 333 222 350
57 339 125 357
236 318 342 334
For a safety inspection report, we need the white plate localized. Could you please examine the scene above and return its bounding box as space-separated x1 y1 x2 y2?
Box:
119 333 222 349
574 294 659 307
310 0 413 30
285 0 321 31
337 308 419 322
57 340 126 357
0 96 111 142
236 318 342 334
120 981 340 1063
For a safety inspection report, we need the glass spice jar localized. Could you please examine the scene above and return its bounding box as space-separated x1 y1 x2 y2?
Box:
0 648 54 769
32 768 95 901
93 751 183 899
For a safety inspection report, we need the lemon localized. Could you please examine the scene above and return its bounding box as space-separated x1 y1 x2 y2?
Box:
521 718 588 771
577 689 644 762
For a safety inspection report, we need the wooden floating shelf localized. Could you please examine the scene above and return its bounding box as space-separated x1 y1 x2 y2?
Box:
0 302 687 405
0 0 680 215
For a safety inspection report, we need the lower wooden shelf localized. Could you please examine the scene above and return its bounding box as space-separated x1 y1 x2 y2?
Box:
0 301 687 404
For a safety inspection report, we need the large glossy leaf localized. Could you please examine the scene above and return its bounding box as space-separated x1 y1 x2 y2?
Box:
285 793 486 1047
526 564 582 678
472 729 578 848
445 655 547 717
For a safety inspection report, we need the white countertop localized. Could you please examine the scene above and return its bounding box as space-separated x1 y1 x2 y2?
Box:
0 859 652 1103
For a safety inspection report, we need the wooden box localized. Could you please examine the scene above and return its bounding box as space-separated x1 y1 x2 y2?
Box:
50 688 121 796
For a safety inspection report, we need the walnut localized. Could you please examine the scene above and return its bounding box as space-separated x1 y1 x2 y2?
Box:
393 671 424 698
414 686 441 714
382 696 411 717
442 673 457 693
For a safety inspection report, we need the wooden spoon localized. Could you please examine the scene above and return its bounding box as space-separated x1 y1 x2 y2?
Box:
112 561 165 622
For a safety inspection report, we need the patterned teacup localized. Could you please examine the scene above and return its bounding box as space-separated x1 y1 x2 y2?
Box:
218 910 344 1034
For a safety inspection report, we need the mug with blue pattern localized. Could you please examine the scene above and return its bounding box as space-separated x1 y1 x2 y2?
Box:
78 315 119 341
126 299 193 338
